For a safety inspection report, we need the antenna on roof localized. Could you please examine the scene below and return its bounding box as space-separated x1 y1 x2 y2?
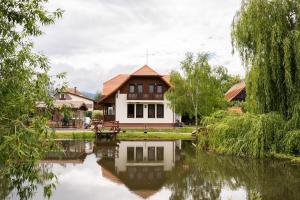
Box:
146 49 149 65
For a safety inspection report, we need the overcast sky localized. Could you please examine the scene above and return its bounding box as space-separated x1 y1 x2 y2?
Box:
34 0 244 93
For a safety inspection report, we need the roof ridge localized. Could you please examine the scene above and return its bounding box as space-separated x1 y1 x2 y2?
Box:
131 65 160 76
103 74 129 84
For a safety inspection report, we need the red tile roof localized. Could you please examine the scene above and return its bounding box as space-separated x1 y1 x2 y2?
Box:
102 74 130 96
131 65 160 76
100 65 170 102
225 81 246 101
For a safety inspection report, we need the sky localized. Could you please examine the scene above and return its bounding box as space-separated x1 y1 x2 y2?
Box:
34 0 244 93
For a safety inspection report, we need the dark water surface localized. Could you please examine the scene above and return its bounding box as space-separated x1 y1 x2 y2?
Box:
5 139 300 200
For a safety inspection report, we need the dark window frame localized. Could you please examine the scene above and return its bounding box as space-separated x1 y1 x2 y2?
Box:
137 84 143 94
148 104 155 118
148 147 155 161
127 147 135 161
149 84 155 94
136 147 143 162
136 104 144 118
127 104 135 118
156 104 164 118
129 84 135 93
156 147 164 161
156 84 163 94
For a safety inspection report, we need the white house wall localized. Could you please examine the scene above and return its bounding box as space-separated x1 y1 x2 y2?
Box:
115 92 175 124
115 141 176 173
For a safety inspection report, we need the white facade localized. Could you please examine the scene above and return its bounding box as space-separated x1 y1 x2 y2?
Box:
115 140 182 173
115 92 178 124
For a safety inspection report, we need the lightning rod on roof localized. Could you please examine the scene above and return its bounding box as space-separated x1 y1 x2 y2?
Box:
146 49 149 65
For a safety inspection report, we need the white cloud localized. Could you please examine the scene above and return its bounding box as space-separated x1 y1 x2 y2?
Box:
34 0 244 92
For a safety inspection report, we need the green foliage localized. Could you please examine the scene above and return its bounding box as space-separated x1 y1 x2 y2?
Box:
202 110 300 157
92 110 103 119
166 53 226 126
283 130 300 154
85 111 92 118
232 0 300 119
213 65 242 93
202 111 289 158
94 91 102 102
0 0 63 199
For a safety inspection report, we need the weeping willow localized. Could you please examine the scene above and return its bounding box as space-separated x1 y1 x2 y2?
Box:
232 0 300 119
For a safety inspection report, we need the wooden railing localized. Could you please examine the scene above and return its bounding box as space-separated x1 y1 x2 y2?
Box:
103 115 115 122
127 93 163 100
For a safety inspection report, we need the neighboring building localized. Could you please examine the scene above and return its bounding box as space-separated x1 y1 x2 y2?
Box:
38 87 94 129
225 81 246 101
99 65 179 128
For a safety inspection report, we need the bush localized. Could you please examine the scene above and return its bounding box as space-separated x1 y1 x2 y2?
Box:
283 130 300 154
92 110 103 119
201 111 286 158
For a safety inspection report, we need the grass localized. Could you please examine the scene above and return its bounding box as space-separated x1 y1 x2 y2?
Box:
54 131 195 140
121 126 196 133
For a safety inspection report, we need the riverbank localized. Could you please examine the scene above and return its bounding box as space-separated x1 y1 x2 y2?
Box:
54 131 194 140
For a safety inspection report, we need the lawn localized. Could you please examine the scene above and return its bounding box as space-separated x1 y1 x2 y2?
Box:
54 131 195 140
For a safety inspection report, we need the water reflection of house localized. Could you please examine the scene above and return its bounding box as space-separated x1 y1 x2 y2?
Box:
96 140 182 199
41 140 93 166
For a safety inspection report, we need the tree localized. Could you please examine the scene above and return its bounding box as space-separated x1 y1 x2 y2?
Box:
94 91 102 102
0 1 63 199
166 53 226 128
232 0 300 119
213 66 242 93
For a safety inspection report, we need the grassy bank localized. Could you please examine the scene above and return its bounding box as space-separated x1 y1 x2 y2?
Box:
199 110 300 163
54 131 194 140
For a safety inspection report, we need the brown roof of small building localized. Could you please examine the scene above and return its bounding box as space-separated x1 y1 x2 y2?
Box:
66 87 82 96
63 87 94 101
225 81 246 101
100 65 170 102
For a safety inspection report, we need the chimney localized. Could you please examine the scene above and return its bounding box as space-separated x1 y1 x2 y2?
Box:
74 86 77 94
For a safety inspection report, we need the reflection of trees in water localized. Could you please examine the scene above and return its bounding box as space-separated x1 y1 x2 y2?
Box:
0 175 10 200
166 153 222 200
167 150 300 200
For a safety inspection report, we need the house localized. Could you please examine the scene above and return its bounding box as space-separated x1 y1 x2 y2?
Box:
96 140 182 199
42 87 94 129
225 81 246 102
98 65 179 128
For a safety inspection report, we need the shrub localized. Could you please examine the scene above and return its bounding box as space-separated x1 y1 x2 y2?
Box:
92 110 103 119
283 130 300 154
202 111 286 158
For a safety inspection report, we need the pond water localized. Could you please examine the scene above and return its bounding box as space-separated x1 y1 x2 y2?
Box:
5 139 300 200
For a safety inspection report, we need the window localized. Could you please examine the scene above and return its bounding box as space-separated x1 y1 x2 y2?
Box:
149 84 154 93
127 147 134 161
127 104 135 118
137 84 143 94
156 85 163 94
60 93 65 100
136 147 143 162
156 147 164 161
156 104 164 118
129 84 135 93
136 104 143 118
148 147 155 161
148 104 155 118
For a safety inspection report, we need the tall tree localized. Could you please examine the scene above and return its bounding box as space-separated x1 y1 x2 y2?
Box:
0 1 62 199
232 0 300 118
166 53 226 128
213 66 242 93
94 91 102 102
